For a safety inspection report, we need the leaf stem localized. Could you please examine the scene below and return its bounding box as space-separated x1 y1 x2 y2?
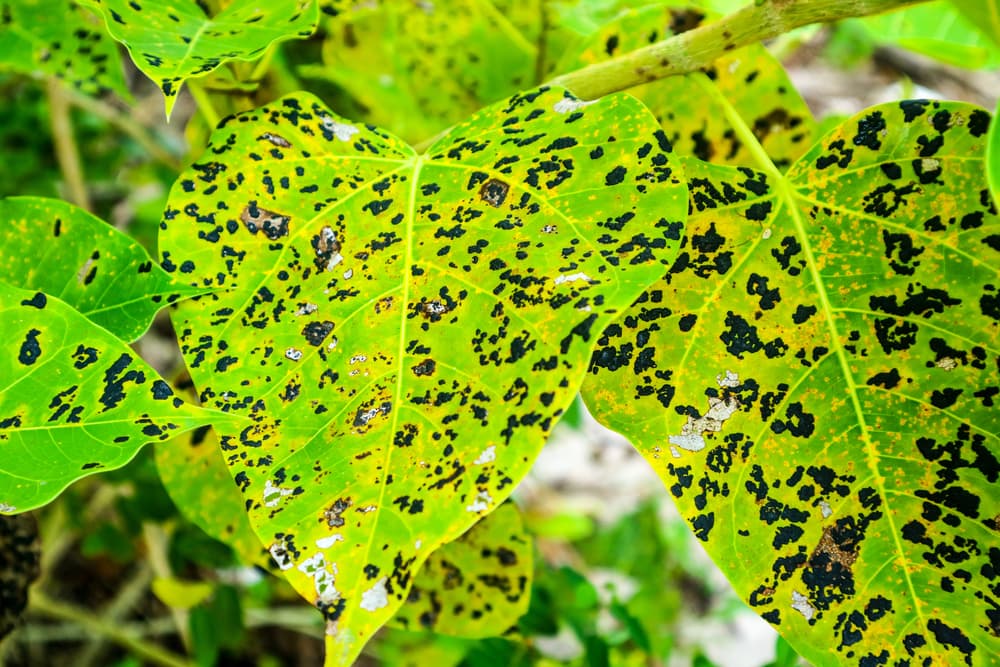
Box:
29 590 193 667
550 0 930 100
46 78 91 211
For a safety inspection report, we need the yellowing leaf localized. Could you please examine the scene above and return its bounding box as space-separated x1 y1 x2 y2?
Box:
584 92 1000 666
0 282 229 513
152 576 214 609
81 0 319 116
391 502 532 638
0 197 203 342
159 86 687 663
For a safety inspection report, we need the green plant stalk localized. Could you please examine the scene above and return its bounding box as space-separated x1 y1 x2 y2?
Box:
550 0 931 99
75 563 154 667
142 523 191 650
186 81 222 129
29 590 193 667
46 78 91 211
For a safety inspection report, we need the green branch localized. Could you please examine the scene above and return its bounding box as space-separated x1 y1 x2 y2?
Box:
46 78 91 211
550 0 931 100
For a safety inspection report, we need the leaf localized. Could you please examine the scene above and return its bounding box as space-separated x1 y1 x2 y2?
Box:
0 197 203 342
151 576 214 609
556 5 816 170
860 1 1000 69
584 94 1000 665
0 282 230 514
390 502 532 638
304 0 538 144
0 0 129 98
81 0 319 117
989 97 1000 210
154 373 269 568
158 86 687 663
949 0 1000 46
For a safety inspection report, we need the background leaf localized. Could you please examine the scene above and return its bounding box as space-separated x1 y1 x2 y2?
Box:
584 97 1000 665
0 282 229 513
159 86 686 663
0 197 203 342
81 0 318 116
948 0 1000 47
391 502 532 638
556 5 816 170
0 0 129 98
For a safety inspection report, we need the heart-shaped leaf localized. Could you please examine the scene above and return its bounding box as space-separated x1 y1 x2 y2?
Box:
81 0 318 116
584 94 1000 665
390 501 531 638
0 0 129 98
0 282 229 513
0 197 204 342
159 86 686 662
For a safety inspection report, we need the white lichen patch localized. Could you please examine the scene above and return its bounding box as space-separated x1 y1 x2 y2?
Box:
285 348 303 361
316 534 344 549
467 490 493 513
819 500 832 519
554 272 591 286
263 479 295 508
298 552 340 603
668 395 740 453
360 577 389 612
554 98 597 114
321 116 360 142
473 445 496 465
791 590 816 621
716 370 739 388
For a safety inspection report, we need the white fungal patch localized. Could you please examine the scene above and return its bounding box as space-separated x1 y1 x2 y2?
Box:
819 500 832 519
349 354 367 364
360 577 389 612
76 256 96 284
716 370 739 388
343 268 354 280
554 98 596 114
936 357 958 371
263 479 295 507
328 337 338 350
762 228 772 240
298 552 340 603
554 272 591 286
541 224 557 234
359 504 376 513
269 540 294 571
791 590 816 621
467 490 492 513
295 303 317 316
473 445 496 465
321 116 360 142
0 502 16 513
921 157 940 172
316 534 344 549
285 347 303 361
668 395 740 453
415 539 422 550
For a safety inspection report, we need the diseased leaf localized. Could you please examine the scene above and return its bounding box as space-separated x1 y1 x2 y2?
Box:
0 282 229 514
155 372 269 568
0 197 203 342
81 0 318 116
988 97 1000 210
584 96 1000 665
391 502 532 638
304 0 538 144
557 5 816 170
159 86 686 663
0 0 129 98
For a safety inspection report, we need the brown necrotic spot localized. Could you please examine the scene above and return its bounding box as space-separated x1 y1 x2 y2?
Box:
479 179 509 207
412 358 436 376
322 497 351 528
258 132 291 147
301 321 334 346
241 202 290 240
312 226 342 271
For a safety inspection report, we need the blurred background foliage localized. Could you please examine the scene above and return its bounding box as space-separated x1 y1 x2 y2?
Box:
1 0 997 665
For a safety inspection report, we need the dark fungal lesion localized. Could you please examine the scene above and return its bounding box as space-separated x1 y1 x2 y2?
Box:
479 178 509 207
240 201 290 240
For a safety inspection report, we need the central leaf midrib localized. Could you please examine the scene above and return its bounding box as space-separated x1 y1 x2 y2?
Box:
694 72 931 643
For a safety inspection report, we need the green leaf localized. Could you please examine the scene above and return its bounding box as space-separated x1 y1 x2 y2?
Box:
151 576 214 609
158 86 687 663
0 282 228 514
860 1 1000 69
0 197 203 342
81 0 319 117
948 1 1000 47
989 97 1000 210
304 0 538 144
0 0 129 98
391 502 532 638
584 93 1000 665
556 5 816 170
